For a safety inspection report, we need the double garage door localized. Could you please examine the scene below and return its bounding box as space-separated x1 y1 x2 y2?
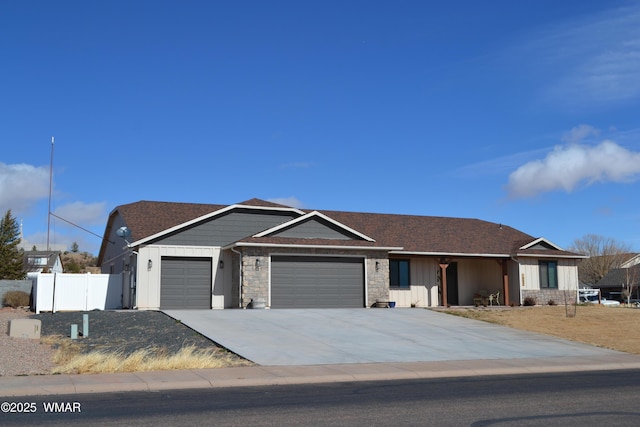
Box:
160 257 211 309
271 256 365 308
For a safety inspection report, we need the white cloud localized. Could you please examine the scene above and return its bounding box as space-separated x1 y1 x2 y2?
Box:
561 124 599 144
517 4 640 109
52 201 107 227
455 147 551 178
267 196 306 208
0 162 49 214
506 140 640 198
0 162 107 254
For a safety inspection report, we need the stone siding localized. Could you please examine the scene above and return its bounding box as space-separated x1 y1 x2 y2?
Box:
236 247 389 308
367 257 389 307
240 247 270 308
522 289 577 306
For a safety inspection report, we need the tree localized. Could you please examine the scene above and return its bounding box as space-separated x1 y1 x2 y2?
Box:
621 265 640 305
569 234 632 286
0 210 26 280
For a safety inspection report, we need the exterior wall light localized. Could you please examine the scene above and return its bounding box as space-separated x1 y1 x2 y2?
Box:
255 259 261 270
147 259 153 270
375 261 380 271
219 260 224 269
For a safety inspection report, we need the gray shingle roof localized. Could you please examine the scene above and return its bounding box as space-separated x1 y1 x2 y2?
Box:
597 264 640 288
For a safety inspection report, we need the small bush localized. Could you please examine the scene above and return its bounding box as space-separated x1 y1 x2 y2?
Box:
2 290 30 308
548 299 557 306
523 296 536 306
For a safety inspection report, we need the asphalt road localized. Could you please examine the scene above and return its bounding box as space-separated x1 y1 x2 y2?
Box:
3 370 640 426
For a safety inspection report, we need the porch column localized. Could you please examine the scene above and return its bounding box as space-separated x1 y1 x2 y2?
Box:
501 259 510 306
439 262 449 307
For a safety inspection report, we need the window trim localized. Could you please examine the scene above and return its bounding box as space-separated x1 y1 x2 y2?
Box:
390 259 410 289
539 260 558 289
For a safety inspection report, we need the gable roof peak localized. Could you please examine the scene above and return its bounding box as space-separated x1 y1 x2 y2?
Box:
236 198 293 208
253 210 375 242
519 237 564 251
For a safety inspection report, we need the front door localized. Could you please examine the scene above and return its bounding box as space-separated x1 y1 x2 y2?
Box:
446 262 459 306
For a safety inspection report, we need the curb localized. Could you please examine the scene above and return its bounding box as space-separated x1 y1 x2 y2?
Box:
3 354 640 397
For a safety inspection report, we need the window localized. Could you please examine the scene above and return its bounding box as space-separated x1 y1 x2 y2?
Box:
390 259 410 288
539 260 558 288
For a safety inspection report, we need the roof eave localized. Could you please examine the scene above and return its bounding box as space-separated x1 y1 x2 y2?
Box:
389 251 512 258
224 242 402 251
515 253 589 259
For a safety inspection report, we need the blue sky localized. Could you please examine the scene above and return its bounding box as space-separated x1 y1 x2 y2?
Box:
2 1 640 255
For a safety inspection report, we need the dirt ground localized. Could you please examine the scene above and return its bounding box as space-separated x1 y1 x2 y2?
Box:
442 305 640 354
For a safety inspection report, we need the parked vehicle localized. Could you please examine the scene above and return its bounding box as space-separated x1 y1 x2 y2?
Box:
581 293 621 307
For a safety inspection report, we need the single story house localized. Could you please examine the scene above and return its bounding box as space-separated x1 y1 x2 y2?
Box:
97 198 585 310
596 255 640 302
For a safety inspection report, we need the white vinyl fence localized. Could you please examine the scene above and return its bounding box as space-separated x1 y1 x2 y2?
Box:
33 273 123 313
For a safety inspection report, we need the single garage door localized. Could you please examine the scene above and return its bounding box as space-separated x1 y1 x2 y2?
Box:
271 256 364 308
160 257 211 309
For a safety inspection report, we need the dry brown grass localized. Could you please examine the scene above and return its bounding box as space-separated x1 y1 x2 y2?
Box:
442 305 640 354
41 335 250 374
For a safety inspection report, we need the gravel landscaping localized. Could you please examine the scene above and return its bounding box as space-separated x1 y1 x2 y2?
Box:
31 310 230 356
0 308 249 376
0 308 56 376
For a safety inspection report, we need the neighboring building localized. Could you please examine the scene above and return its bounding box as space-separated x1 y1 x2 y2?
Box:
23 250 64 278
596 261 640 302
97 198 586 310
621 254 640 269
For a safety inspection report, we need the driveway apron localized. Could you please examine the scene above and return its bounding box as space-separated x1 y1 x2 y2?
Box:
163 309 621 366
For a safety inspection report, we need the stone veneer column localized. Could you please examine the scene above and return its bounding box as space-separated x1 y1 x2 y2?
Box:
367 257 389 306
240 247 270 308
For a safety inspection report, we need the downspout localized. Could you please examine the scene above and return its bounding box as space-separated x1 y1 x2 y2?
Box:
130 249 138 309
231 247 243 308
126 245 139 310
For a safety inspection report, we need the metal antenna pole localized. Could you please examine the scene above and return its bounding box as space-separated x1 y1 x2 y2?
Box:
47 136 54 251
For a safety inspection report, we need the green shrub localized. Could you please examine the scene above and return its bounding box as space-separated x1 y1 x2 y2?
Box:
2 290 30 308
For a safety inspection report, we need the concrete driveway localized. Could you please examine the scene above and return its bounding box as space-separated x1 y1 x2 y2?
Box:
163 309 621 366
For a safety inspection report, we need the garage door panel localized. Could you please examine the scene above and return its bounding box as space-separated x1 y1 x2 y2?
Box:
271 256 364 308
161 257 211 309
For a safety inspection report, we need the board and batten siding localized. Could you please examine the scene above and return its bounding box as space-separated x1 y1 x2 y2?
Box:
155 210 299 247
517 258 579 290
455 259 503 305
273 218 356 240
135 245 226 310
389 257 438 307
